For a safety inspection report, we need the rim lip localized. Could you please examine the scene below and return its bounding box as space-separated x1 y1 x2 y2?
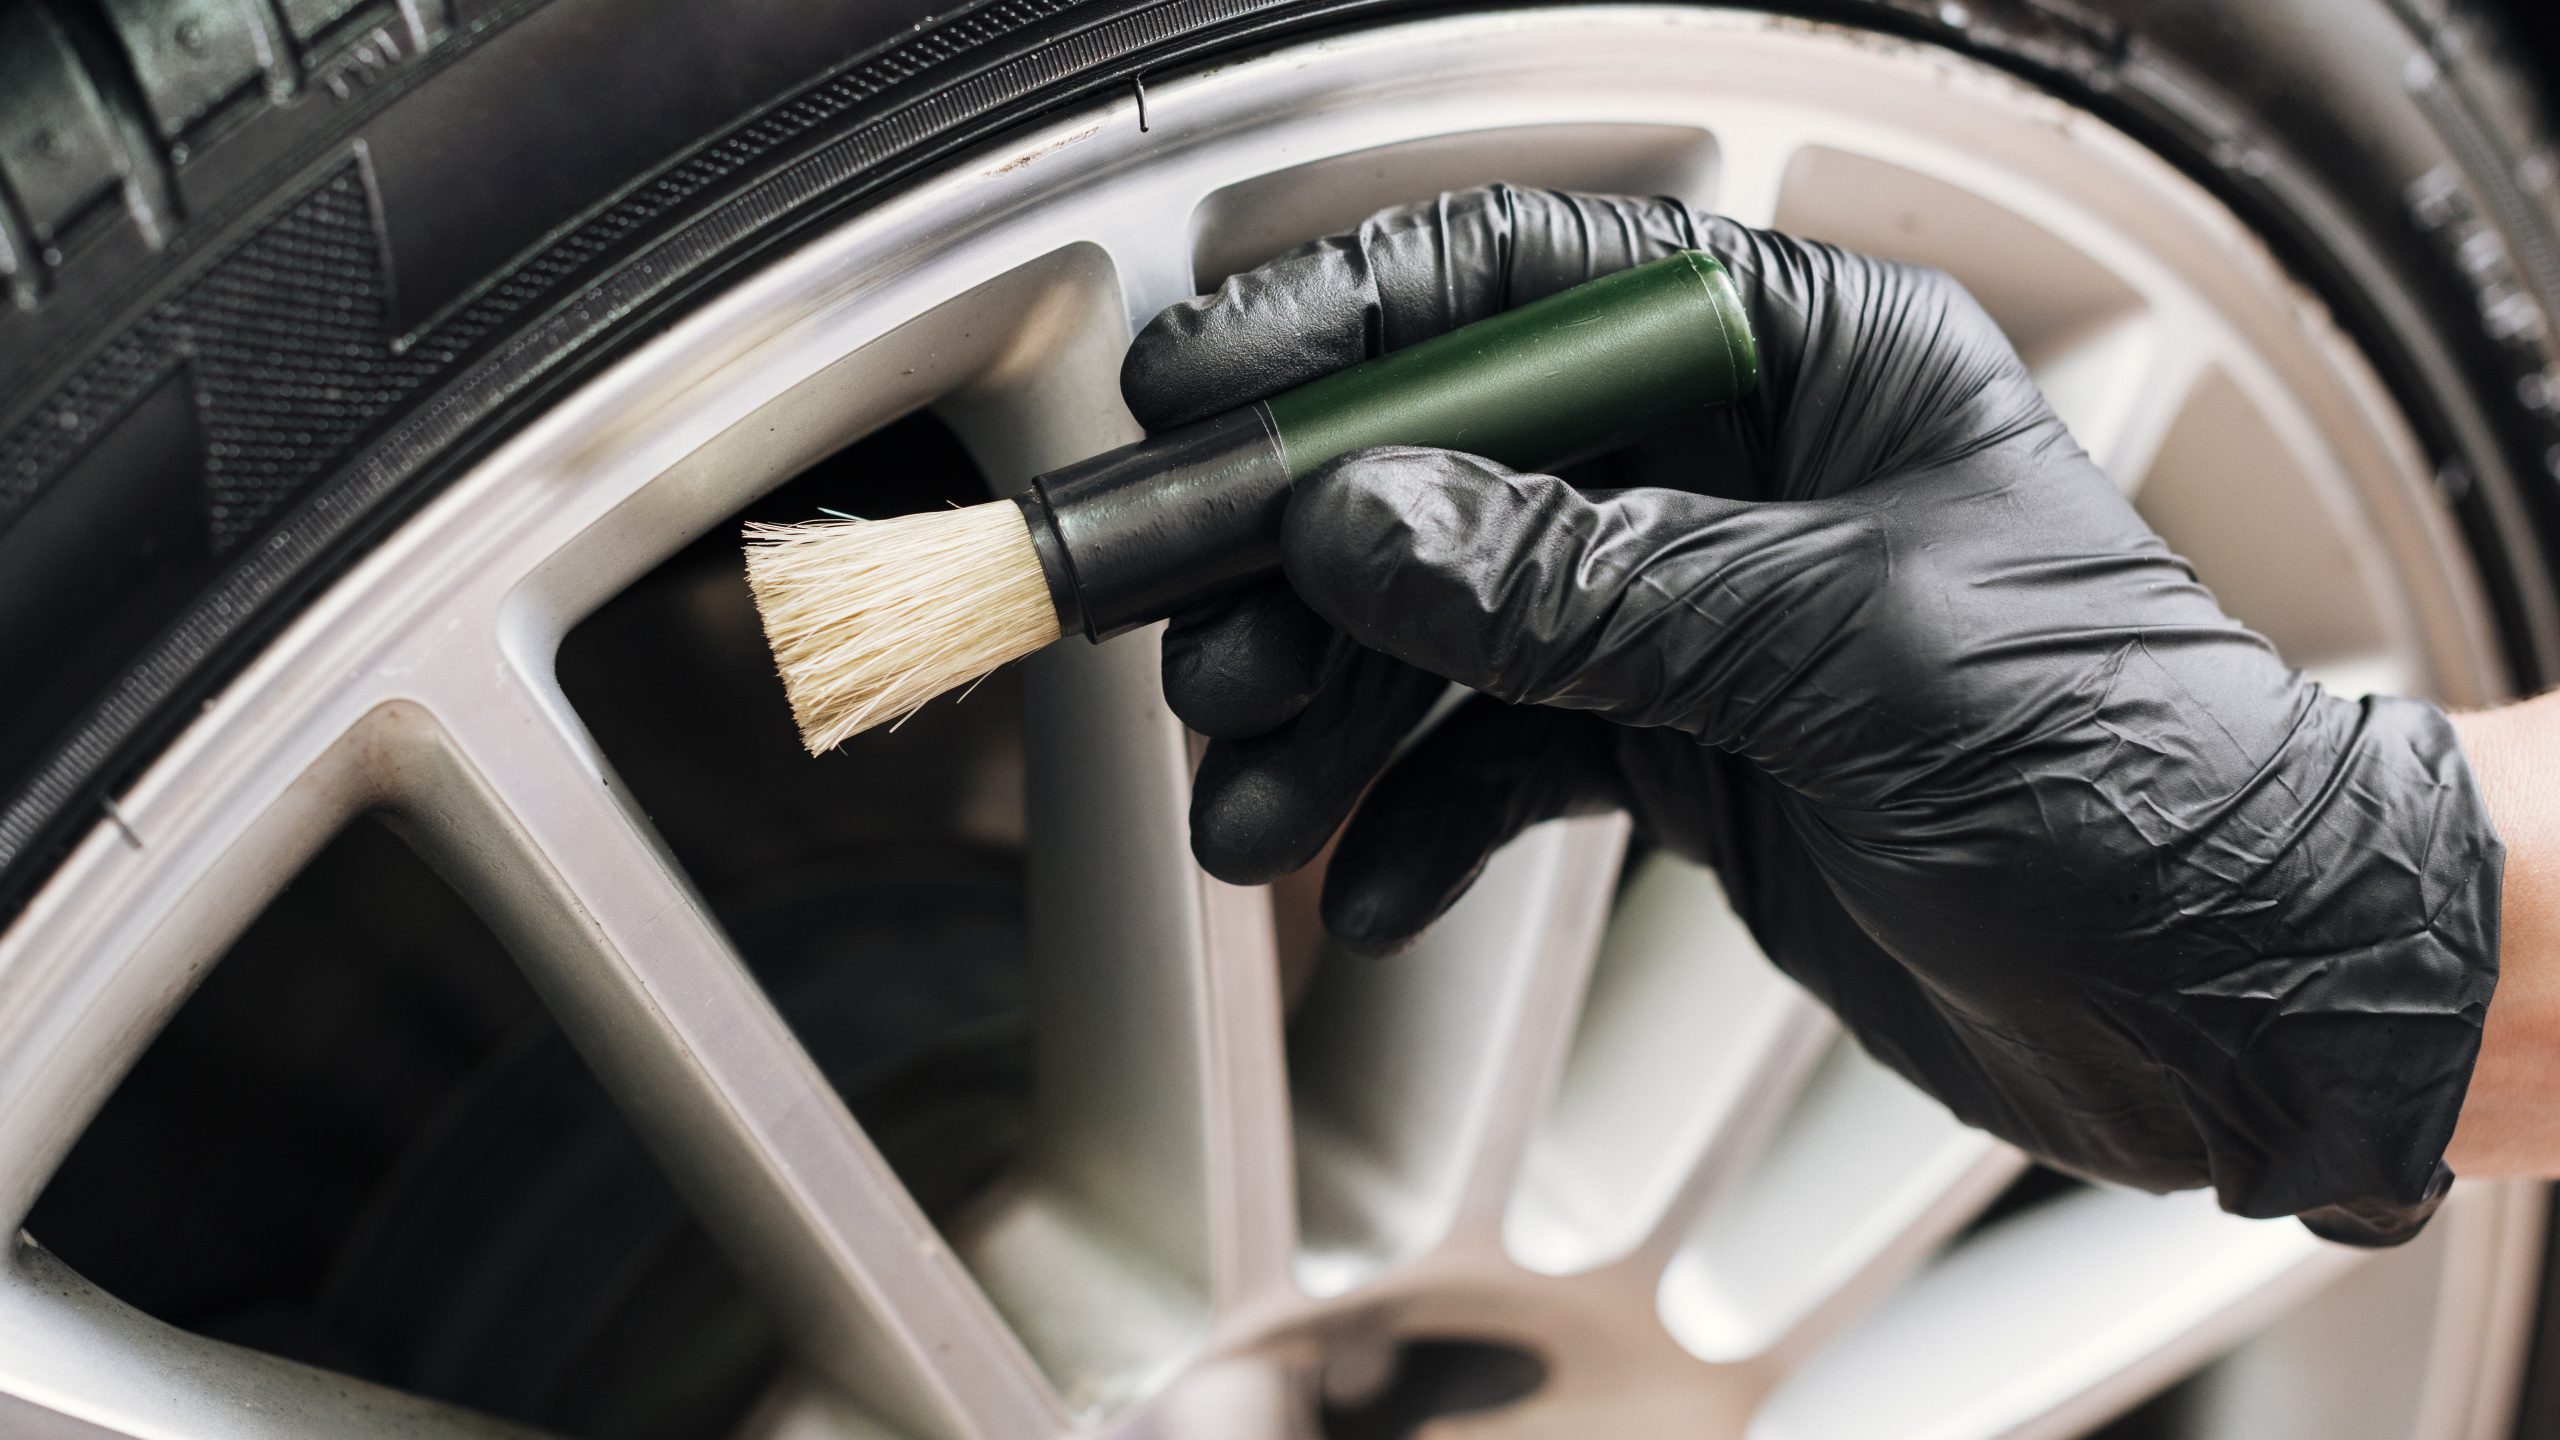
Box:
0 6 2544 1436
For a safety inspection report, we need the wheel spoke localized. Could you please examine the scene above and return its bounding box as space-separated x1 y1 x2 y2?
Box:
1138 1355 1323 1440
1659 1045 2024 1369
400 669 1063 1440
1199 875 1303 1309
1505 855 1832 1275
1092 208 1209 332
1766 137 2230 504
0 1237 540 1440
2135 366 2419 682
1752 1189 2352 1440
1441 815 1630 1226
1011 633 1220 1314
2027 311 2205 495
951 632 1298 1406
2301 652 2421 702
1291 815 1626 1292
728 1371 910 1440
2178 1187 2540 1440
1773 144 2144 363
939 257 1298 1402
1708 112 1808 229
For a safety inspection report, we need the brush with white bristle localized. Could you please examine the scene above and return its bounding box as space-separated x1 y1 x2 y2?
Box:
745 502 1063 753
741 250 1759 754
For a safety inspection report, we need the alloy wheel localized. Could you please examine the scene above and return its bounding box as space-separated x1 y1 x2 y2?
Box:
0 11 2542 1439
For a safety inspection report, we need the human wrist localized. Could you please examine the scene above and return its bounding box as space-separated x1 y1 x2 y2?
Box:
2447 695 2560 1175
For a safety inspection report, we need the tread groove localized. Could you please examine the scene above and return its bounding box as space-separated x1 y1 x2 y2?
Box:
35 0 182 246
241 0 308 98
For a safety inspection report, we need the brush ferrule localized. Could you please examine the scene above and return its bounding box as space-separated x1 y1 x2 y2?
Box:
1015 492 1085 638
1021 403 1290 642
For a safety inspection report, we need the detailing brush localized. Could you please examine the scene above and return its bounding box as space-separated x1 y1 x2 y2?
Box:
747 250 1759 753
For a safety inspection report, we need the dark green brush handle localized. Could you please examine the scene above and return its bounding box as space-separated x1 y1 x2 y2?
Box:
1022 250 1758 640
1266 249 1755 476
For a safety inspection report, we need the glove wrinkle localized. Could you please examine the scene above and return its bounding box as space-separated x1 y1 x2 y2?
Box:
1129 184 2503 1247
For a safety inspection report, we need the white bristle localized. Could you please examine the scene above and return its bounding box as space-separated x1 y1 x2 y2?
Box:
744 500 1065 753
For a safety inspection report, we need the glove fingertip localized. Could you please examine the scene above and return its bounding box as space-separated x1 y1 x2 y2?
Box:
1319 865 1446 952
1120 308 1222 432
1189 768 1330 886
1320 700 1621 949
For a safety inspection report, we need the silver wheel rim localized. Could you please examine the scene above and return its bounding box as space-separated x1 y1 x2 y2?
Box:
0 9 2543 1439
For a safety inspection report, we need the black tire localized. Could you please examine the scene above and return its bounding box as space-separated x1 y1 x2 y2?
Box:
3 0 2560 1430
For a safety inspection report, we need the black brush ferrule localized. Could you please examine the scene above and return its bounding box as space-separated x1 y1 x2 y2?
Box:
1018 403 1291 642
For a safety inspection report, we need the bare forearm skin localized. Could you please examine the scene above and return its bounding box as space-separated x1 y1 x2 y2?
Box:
2447 692 2560 1175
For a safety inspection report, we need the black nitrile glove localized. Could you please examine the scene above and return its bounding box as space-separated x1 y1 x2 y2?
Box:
1121 185 2504 1246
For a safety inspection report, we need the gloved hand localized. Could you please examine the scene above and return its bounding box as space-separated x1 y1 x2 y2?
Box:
1122 185 2503 1246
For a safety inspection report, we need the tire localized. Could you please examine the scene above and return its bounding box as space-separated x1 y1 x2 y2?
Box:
2 2 2559 1438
